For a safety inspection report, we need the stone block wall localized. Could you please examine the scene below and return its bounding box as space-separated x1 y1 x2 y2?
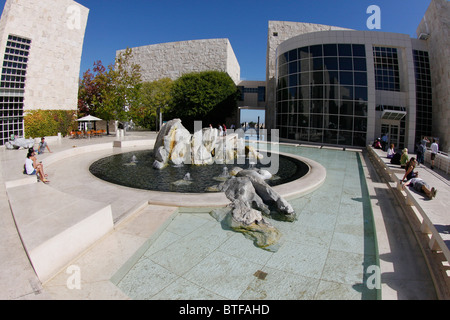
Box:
0 0 89 111
417 0 450 152
118 38 240 85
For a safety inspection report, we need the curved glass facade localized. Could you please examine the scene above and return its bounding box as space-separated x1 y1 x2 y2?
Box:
276 43 368 147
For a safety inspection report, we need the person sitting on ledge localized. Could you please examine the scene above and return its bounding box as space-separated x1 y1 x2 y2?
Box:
400 148 409 168
401 157 418 182
387 143 395 159
401 176 437 200
37 137 52 154
25 149 49 183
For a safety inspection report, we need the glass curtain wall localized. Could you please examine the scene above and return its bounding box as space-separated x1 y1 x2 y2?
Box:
0 35 31 145
276 43 368 147
413 50 432 147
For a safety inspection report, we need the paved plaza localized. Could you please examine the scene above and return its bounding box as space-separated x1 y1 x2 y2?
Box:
0 131 448 300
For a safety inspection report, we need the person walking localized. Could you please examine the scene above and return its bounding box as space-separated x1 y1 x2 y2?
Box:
430 139 439 169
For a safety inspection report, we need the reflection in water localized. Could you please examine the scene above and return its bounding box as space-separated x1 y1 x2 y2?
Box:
89 150 308 193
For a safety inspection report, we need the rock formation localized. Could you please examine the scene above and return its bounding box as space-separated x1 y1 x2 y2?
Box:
210 168 296 251
154 119 296 251
153 118 262 169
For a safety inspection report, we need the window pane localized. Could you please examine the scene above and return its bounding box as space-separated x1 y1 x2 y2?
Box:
288 61 297 74
340 100 353 115
352 44 366 57
338 44 352 56
354 72 367 86
324 57 338 71
310 114 324 128
323 44 338 56
324 70 339 84
298 59 310 73
312 85 324 99
325 85 339 100
288 49 298 61
340 85 353 100
312 71 323 84
312 57 323 70
310 45 323 57
339 116 353 130
354 117 367 132
353 58 367 71
354 87 368 101
339 71 353 85
339 57 353 70
311 100 324 113
299 46 310 59
298 72 309 86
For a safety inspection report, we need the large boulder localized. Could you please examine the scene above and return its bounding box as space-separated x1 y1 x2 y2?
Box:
213 176 281 251
212 170 296 250
236 169 295 220
153 119 191 169
191 127 217 165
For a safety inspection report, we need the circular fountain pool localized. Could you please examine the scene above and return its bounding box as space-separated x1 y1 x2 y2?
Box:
89 149 309 193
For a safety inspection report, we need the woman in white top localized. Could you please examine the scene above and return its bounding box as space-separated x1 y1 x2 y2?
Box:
387 143 395 159
25 149 49 183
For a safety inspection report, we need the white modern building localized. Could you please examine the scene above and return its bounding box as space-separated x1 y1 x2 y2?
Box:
0 0 89 145
266 0 449 151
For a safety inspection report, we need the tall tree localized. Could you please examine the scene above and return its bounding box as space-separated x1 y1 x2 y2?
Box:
130 78 174 130
77 60 107 116
78 48 142 134
168 71 239 130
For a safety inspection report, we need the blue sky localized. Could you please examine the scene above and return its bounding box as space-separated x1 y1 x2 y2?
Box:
72 0 430 81
0 0 433 123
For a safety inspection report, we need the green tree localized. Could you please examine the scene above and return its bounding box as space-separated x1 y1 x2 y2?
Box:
78 48 141 134
168 71 239 130
130 78 174 130
78 60 107 117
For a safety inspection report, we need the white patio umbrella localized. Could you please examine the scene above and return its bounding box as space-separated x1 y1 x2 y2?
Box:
76 115 102 122
77 115 102 131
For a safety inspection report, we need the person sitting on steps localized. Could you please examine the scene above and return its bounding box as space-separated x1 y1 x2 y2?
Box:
401 157 418 182
24 149 49 183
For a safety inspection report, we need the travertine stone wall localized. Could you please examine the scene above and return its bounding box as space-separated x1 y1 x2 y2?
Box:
417 0 450 152
0 0 89 111
118 38 240 85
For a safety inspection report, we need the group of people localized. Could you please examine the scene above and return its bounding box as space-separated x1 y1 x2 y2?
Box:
380 136 439 200
23 137 52 183
210 124 229 136
400 137 438 200
400 156 437 200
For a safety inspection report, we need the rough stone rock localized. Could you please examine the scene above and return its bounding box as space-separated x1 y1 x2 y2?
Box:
236 170 295 219
153 119 191 169
191 128 216 165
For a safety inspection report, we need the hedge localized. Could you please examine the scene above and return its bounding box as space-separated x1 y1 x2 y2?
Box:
24 109 77 138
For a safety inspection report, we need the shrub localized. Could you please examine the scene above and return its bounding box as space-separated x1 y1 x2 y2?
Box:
24 109 77 138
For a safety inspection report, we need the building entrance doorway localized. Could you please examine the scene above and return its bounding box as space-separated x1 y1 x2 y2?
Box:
381 123 400 149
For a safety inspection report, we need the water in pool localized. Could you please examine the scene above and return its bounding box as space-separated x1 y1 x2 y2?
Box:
113 146 379 300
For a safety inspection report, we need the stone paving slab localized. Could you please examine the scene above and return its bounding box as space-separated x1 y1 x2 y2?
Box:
0 132 442 300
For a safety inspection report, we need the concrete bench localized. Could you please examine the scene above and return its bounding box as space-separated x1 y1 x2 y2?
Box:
368 146 450 264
